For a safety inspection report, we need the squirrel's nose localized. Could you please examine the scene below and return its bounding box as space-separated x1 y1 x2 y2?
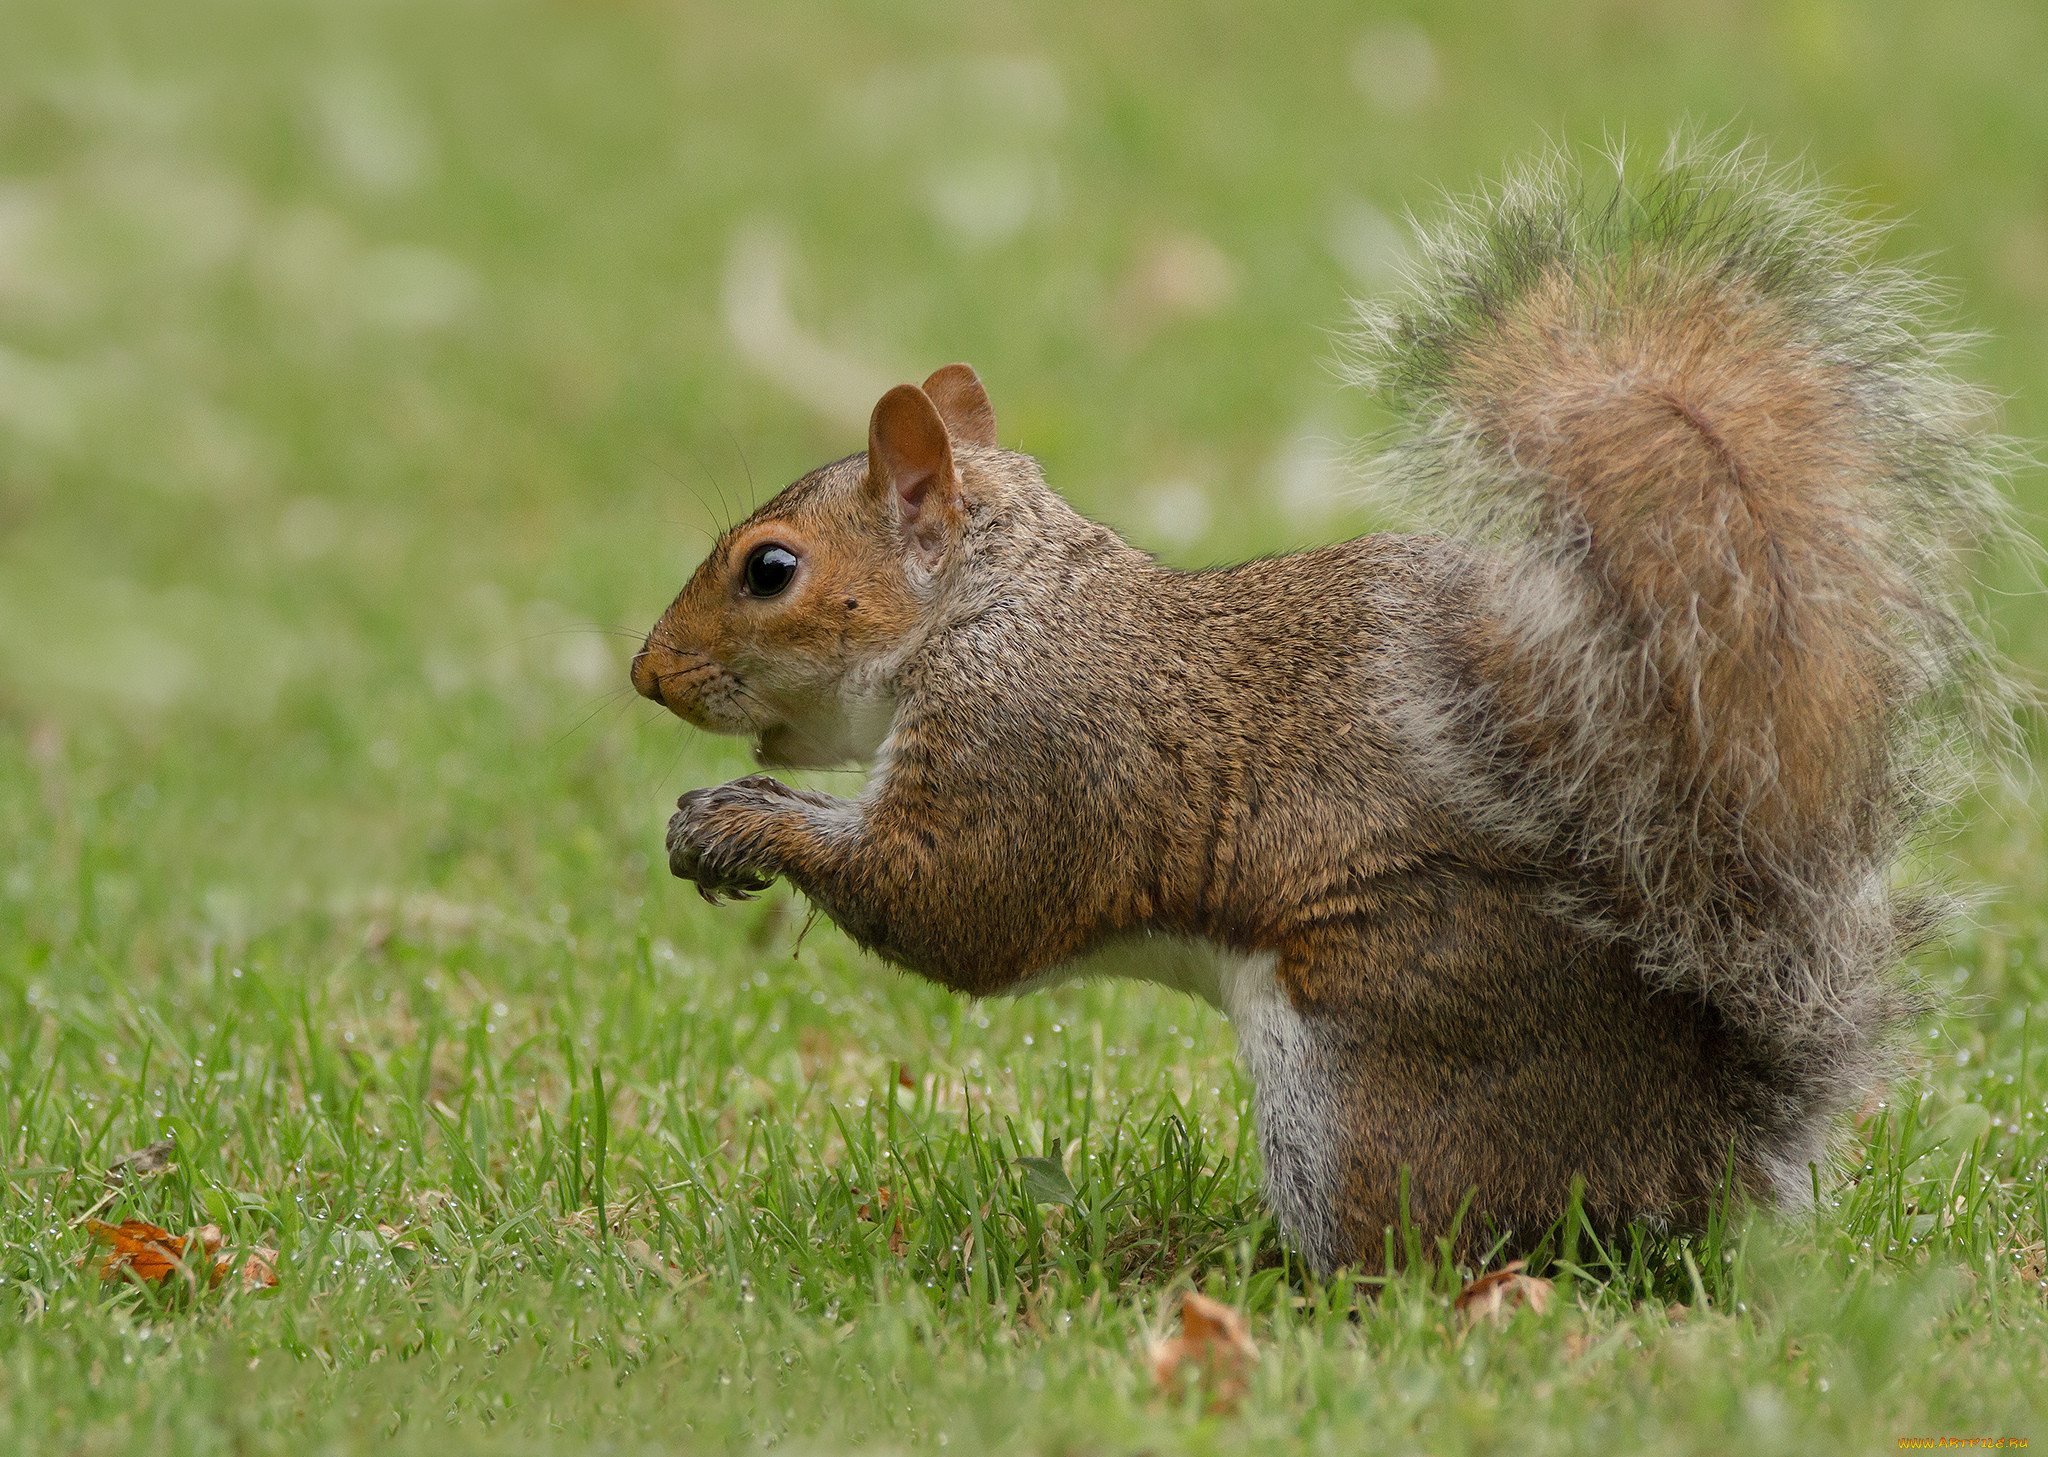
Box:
630 645 664 705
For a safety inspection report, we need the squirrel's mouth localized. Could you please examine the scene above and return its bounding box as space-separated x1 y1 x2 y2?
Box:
634 641 890 770
631 648 769 736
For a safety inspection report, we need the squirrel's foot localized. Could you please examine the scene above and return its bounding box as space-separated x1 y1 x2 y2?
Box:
668 775 791 904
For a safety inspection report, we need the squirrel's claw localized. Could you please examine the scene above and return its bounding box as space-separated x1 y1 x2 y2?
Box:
668 779 785 903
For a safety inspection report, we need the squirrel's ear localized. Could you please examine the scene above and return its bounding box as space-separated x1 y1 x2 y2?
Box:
867 383 961 567
919 363 997 448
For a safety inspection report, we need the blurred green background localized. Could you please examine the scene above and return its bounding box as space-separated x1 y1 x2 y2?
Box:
2 2 2046 1451
4 3 2046 836
3 0 2046 913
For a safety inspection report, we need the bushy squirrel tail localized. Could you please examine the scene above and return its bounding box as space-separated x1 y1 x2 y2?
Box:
1348 139 2018 1114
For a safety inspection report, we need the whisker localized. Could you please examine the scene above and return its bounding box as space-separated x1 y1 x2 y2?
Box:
726 680 777 718
714 415 759 511
678 440 737 535
639 450 724 542
551 685 641 749
516 623 715 669
654 730 696 794
506 625 652 649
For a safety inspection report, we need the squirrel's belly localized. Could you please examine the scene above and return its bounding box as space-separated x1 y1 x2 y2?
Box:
1001 931 1256 1008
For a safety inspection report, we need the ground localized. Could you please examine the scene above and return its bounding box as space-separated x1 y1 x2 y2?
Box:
2 1 2046 1452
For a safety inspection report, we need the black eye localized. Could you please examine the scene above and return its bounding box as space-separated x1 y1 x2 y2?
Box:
742 543 799 597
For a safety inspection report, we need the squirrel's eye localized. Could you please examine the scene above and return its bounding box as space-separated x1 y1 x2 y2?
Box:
742 543 799 597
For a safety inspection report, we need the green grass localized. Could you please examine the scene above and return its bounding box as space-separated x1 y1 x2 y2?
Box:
3 0 2047 1451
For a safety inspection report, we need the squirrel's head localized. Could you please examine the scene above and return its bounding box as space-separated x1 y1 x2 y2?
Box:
631 364 999 768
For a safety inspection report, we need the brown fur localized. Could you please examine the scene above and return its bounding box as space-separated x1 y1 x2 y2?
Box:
631 148 2012 1272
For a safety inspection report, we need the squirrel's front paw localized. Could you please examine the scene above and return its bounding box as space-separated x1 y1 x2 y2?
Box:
668 775 787 905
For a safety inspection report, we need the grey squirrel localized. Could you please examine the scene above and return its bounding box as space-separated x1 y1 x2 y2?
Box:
630 144 2013 1274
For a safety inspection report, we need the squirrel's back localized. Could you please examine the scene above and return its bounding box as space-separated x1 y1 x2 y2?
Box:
1347 141 2017 1142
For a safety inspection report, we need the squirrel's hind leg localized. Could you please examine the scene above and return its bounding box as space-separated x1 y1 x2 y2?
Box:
1267 889 1792 1276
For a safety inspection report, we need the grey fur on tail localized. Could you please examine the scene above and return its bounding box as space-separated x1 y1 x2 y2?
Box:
1348 137 2023 1144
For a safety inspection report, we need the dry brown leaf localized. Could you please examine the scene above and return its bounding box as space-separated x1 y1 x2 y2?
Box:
856 1188 908 1255
86 1219 222 1286
106 1137 176 1183
86 1219 276 1292
67 1138 182 1229
1453 1260 1553 1324
236 1248 280 1291
1150 1291 1258 1413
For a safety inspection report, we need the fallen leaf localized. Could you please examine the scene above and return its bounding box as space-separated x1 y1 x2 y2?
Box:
106 1136 176 1183
86 1219 276 1293
1150 1291 1258 1413
855 1188 909 1254
236 1248 280 1291
68 1136 182 1228
1014 1155 1077 1208
86 1219 223 1287
1454 1260 1554 1324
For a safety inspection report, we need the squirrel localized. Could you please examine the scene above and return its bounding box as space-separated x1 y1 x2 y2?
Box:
630 144 2014 1275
